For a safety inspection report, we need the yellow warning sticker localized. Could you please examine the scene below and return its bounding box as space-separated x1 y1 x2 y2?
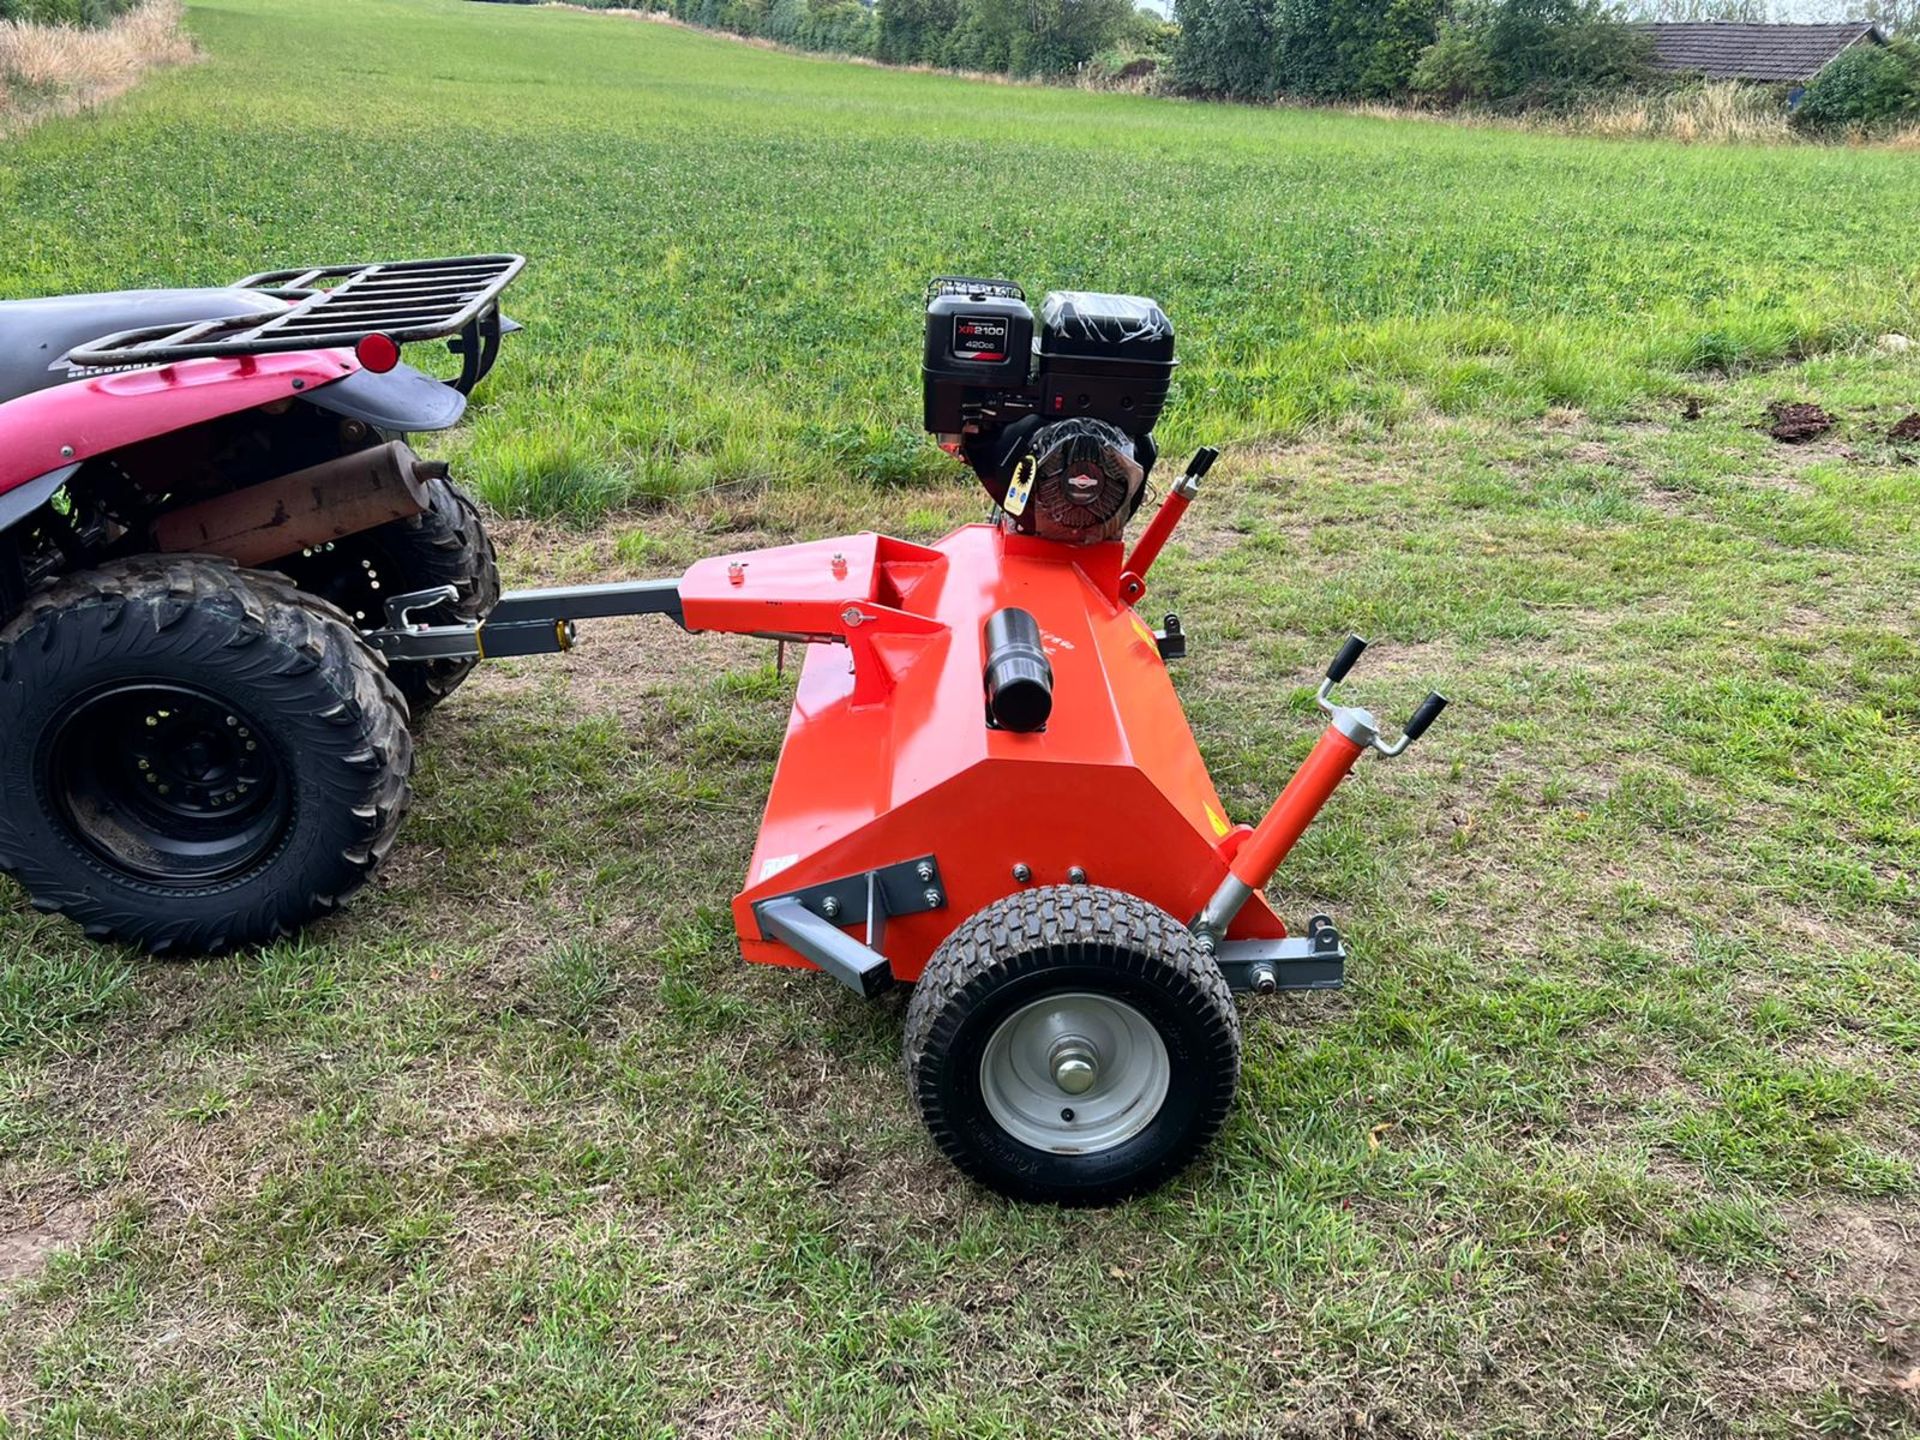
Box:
1205 804 1231 837
1131 615 1157 648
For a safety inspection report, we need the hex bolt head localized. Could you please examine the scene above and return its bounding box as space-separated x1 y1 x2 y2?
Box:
1012 862 1032 883
1250 962 1279 996
821 896 841 919
1067 866 1088 884
923 887 943 908
915 860 935 883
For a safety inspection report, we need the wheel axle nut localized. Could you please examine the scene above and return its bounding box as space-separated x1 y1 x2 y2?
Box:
1049 1037 1099 1095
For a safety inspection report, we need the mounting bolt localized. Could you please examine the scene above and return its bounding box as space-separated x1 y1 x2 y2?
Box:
59 445 74 459
821 896 841 919
923 887 943 908
1067 866 1087 884
1012 862 1032 883
1250 962 1279 995
915 860 934 883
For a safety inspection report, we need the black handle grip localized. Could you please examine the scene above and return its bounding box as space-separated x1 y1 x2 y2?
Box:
1187 446 1219 480
1403 691 1449 743
1326 634 1368 684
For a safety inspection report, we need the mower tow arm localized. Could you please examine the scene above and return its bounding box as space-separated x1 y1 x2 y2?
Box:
364 579 687 664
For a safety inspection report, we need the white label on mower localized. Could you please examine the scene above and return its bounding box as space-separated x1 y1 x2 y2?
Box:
1004 455 1035 518
758 853 800 882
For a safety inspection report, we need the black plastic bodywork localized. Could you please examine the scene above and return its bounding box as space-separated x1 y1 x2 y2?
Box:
303 364 468 433
0 289 277 405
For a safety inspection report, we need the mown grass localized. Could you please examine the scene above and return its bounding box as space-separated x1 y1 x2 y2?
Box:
2 2 1919 1436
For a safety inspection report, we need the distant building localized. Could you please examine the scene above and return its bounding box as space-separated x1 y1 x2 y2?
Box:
1638 20 1888 84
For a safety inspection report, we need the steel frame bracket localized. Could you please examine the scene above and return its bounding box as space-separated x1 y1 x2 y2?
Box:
1155 612 1187 662
750 854 946 996
1215 914 1346 993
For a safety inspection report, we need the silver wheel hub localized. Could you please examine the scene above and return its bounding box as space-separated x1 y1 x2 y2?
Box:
980 992 1170 1154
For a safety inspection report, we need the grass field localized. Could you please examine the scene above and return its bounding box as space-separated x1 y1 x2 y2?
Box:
2 1 1919 1435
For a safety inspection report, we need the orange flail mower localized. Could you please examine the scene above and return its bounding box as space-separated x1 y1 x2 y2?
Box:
369 277 1448 1203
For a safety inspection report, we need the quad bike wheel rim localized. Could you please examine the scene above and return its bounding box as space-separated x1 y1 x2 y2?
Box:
978 990 1170 1155
43 682 291 885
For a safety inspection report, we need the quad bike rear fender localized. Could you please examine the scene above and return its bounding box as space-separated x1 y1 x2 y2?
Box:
0 350 470 522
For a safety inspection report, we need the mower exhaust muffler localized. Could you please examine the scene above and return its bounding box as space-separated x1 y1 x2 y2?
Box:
983 606 1052 732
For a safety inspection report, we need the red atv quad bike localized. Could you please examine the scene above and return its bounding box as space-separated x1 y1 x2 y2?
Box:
0 256 521 953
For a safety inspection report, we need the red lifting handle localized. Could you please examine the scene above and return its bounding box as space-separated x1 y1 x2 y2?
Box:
1191 637 1447 947
1227 725 1368 891
1120 449 1217 605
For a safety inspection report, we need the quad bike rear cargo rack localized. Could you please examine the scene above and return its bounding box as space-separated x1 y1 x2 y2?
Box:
64 254 526 394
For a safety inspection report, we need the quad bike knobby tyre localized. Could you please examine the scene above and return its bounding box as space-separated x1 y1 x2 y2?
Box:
905 885 1240 1205
276 473 499 718
0 556 412 954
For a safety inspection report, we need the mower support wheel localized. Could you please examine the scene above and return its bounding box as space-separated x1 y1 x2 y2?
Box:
0 556 412 953
904 885 1240 1205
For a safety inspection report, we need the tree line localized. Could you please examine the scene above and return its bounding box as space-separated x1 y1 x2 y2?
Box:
483 0 1920 128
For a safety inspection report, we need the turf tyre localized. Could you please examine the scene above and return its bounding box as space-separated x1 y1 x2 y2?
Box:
276 473 498 717
904 885 1240 1205
0 556 412 953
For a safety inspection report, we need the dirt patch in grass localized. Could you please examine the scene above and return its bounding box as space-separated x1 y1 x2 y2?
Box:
1889 412 1920 444
0 1200 90 1291
1706 1202 1920 1416
1766 402 1835 444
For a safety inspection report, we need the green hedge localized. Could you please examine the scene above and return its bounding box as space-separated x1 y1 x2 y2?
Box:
0 0 141 24
1792 38 1920 131
1172 0 1649 108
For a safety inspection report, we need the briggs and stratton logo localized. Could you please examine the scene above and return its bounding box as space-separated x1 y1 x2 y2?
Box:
952 315 1008 362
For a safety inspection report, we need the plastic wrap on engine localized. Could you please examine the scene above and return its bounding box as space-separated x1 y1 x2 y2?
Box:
1039 292 1174 352
1020 418 1145 544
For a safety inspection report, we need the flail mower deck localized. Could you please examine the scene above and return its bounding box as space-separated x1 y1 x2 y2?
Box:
0 261 1440 1202
367 279 1446 1203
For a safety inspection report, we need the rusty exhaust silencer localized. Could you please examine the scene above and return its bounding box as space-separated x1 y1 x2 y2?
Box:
150 440 445 567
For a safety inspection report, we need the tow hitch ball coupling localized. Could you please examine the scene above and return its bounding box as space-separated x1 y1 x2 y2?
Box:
1193 635 1448 952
